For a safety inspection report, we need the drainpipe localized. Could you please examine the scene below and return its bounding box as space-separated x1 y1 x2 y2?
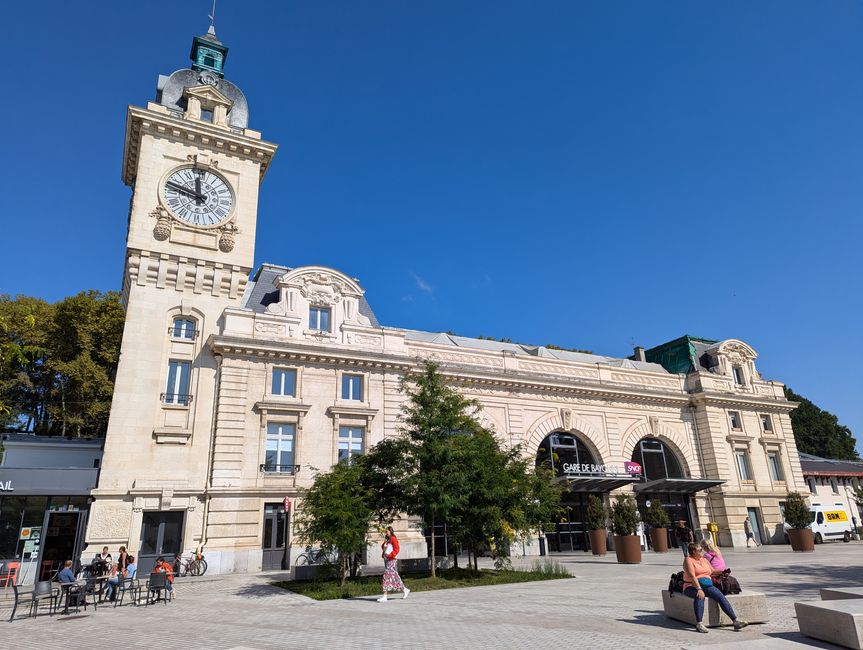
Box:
200 351 223 552
689 403 716 535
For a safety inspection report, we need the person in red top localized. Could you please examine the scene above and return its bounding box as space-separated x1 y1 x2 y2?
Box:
154 556 175 600
377 526 409 602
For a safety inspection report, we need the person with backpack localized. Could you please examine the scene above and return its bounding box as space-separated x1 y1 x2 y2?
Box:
683 543 747 634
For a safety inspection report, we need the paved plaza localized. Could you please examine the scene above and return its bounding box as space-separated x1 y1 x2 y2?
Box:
3 544 862 649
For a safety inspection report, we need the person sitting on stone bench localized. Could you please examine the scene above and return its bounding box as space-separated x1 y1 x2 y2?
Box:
683 542 748 634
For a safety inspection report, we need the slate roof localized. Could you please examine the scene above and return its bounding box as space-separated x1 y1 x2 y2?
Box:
396 329 669 374
798 452 863 476
242 264 380 327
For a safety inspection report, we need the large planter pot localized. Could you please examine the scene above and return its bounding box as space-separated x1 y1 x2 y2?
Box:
613 534 642 564
788 528 815 552
588 529 608 556
649 527 669 553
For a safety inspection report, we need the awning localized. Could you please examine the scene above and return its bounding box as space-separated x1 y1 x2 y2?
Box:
633 478 724 494
555 475 641 493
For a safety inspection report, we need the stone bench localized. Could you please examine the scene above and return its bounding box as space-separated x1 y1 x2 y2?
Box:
821 587 863 601
661 589 769 627
795 599 863 649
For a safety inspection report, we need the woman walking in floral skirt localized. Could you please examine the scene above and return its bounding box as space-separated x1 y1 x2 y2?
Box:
378 526 409 602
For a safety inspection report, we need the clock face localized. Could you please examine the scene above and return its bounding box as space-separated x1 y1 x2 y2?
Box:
162 167 234 227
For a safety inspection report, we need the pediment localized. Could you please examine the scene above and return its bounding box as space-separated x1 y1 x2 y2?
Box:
716 339 757 361
275 266 365 303
183 84 233 108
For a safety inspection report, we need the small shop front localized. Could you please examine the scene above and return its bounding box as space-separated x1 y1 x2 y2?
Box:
0 468 98 585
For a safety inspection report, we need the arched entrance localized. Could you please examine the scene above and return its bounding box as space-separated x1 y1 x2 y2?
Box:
630 437 721 551
536 432 638 552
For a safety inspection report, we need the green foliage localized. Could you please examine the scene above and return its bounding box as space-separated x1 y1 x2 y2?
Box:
0 291 124 437
610 494 639 536
274 566 572 601
784 491 812 529
643 500 670 529
585 494 607 530
784 386 859 461
525 559 571 577
294 460 375 586
364 360 561 577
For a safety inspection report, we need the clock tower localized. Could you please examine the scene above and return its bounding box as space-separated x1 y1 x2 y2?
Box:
86 26 277 570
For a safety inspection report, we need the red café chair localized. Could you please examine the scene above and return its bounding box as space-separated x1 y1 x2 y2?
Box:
40 560 56 581
1 562 20 589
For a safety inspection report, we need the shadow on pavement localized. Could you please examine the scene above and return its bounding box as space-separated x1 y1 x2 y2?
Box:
748 563 863 598
763 631 839 648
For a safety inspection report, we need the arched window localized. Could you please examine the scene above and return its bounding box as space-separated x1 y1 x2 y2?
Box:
170 317 197 341
536 432 597 477
631 438 683 481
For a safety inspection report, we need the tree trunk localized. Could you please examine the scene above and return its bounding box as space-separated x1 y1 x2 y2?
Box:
340 556 348 586
430 512 437 578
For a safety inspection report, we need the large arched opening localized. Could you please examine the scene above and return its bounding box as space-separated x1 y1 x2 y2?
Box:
535 431 639 552
629 437 722 551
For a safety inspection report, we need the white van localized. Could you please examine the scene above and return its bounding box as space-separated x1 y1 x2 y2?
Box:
784 503 854 544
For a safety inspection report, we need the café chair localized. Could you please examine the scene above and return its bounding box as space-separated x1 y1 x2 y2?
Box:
145 572 168 606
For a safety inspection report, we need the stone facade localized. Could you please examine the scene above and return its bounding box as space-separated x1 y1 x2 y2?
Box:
85 29 806 573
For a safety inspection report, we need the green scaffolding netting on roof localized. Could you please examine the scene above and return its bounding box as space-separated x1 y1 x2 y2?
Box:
644 335 718 374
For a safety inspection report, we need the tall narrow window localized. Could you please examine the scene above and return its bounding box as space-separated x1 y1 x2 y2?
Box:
728 411 742 431
807 477 817 494
338 426 364 463
341 374 363 401
767 452 783 481
309 306 331 332
735 450 752 481
733 366 745 386
164 360 191 405
171 317 196 340
264 423 296 473
831 478 839 495
760 414 773 432
271 368 297 397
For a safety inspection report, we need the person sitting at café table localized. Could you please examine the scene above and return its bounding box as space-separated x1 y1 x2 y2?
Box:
154 556 175 600
105 554 136 602
93 546 113 575
58 560 76 583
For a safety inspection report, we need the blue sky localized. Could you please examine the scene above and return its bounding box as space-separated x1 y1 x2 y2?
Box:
1 1 860 454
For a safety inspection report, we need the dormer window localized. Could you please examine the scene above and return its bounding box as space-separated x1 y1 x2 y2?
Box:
309 306 331 332
200 108 214 123
733 366 745 386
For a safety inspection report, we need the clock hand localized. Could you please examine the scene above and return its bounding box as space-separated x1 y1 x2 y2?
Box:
194 176 204 206
166 181 205 201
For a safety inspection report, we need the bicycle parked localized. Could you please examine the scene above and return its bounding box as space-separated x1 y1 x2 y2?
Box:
173 551 208 577
294 547 338 566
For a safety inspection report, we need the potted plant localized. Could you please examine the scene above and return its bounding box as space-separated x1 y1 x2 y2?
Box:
585 494 608 556
784 491 815 552
643 500 670 553
610 494 642 564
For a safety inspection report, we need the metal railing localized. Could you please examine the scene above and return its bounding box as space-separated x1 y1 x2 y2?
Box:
168 327 200 341
260 464 300 475
161 393 194 406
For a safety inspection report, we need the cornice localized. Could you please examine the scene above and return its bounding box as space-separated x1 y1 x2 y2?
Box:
122 104 278 186
690 391 798 413
208 335 694 408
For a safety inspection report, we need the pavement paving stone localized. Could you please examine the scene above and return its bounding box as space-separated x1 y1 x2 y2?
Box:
1 542 861 649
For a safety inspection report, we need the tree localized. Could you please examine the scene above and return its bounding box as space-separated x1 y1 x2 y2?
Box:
294 460 375 586
0 291 123 437
365 360 561 577
609 494 639 536
785 387 859 460
783 491 812 529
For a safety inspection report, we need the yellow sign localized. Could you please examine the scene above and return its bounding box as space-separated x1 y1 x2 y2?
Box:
825 510 848 523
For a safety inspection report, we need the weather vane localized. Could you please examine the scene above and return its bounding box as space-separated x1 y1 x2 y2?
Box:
208 0 217 34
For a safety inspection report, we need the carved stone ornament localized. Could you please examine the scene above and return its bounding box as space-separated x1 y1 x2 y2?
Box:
560 407 573 431
151 207 172 241
298 272 348 306
218 224 236 252
199 72 219 87
648 416 660 437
